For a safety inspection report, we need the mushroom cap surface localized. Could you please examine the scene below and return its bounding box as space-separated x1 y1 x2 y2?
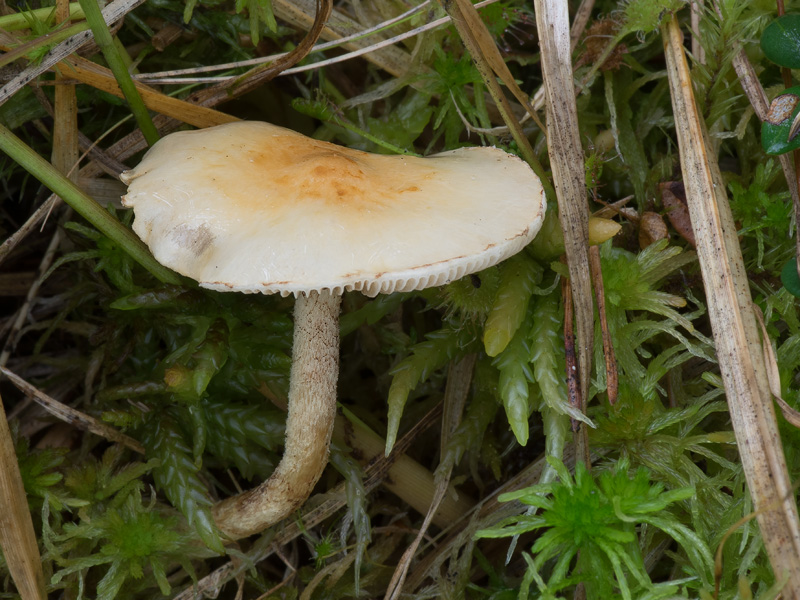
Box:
121 121 545 297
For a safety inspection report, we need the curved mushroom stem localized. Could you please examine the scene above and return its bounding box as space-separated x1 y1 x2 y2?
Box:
213 290 341 539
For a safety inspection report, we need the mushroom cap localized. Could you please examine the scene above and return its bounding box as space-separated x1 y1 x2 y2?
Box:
121 121 545 297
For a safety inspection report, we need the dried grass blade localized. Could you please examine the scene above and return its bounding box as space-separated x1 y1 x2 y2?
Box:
436 0 548 187
532 0 593 410
446 0 543 130
384 355 476 600
0 0 145 106
53 0 79 181
570 0 595 46
662 17 800 595
43 0 79 342
60 56 239 128
1 367 145 453
0 391 46 600
272 0 413 78
754 306 800 429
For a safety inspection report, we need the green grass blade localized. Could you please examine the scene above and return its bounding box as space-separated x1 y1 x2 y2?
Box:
77 0 160 145
0 3 84 31
0 124 180 284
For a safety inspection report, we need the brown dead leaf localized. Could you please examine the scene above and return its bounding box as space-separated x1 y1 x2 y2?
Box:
639 211 669 249
660 181 696 247
766 92 800 125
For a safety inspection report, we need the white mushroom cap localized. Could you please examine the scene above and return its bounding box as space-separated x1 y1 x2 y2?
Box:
121 121 545 297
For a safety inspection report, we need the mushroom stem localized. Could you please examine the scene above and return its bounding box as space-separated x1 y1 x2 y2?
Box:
213 290 341 539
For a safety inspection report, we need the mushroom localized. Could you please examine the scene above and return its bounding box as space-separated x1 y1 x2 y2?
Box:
120 121 545 540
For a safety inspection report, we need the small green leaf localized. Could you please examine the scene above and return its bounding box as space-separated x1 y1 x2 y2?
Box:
761 15 800 69
782 258 800 298
762 87 800 155
483 255 542 357
385 326 478 453
494 306 535 445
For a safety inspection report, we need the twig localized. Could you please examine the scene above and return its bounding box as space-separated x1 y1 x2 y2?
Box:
589 245 618 406
0 225 63 368
0 195 60 267
271 0 414 79
229 0 332 93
